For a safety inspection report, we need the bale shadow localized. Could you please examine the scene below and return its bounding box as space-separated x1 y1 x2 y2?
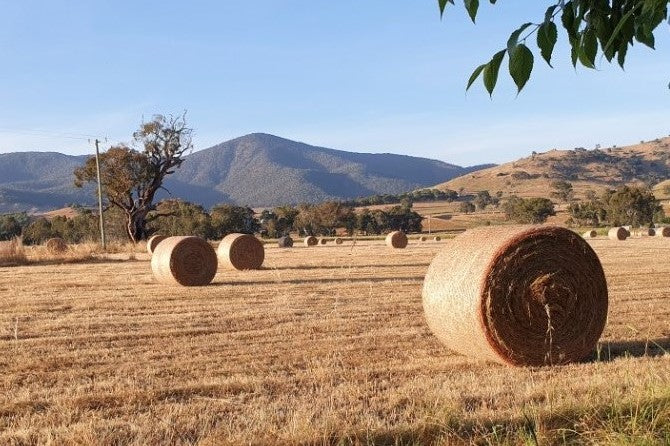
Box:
588 337 670 362
212 275 424 287
266 262 431 271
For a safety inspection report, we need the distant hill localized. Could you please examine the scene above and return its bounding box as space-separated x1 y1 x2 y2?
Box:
435 137 670 199
0 133 482 212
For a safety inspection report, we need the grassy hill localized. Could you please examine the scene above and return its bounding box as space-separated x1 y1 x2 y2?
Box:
435 137 670 199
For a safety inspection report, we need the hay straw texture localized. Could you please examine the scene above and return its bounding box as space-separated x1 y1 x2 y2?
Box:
304 236 318 247
151 236 217 286
433 236 441 242
277 236 293 248
147 235 167 254
419 236 427 242
582 230 597 238
217 233 265 270
385 231 408 249
608 227 628 241
318 238 328 245
422 225 608 366
335 238 343 245
45 238 68 254
656 227 670 237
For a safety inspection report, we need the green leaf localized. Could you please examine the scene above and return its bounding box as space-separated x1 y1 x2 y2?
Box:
579 29 598 68
509 44 534 92
438 0 450 17
483 49 506 96
466 64 487 90
464 0 479 23
537 21 558 67
507 23 533 51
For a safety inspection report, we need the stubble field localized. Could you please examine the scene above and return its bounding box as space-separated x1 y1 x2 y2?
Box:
0 237 669 445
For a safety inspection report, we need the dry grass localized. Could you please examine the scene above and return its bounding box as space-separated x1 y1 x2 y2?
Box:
0 237 28 267
0 239 668 444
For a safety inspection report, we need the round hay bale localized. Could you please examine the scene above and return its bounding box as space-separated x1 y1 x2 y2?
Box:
304 236 318 247
419 236 427 242
147 235 168 254
335 237 344 245
608 227 628 241
318 238 328 245
278 235 293 248
647 228 656 237
656 227 670 237
217 233 265 270
433 236 442 242
45 237 68 254
582 230 597 239
385 231 408 249
423 225 608 366
151 236 217 286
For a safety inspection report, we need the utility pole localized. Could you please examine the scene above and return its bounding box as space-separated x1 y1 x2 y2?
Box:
94 139 107 250
428 214 432 235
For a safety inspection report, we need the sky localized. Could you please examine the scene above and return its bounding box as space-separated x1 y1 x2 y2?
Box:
0 1 668 166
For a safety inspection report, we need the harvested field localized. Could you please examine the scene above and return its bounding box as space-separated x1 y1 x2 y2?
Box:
0 239 669 444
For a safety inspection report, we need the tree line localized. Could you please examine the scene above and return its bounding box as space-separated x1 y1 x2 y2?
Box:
0 200 423 244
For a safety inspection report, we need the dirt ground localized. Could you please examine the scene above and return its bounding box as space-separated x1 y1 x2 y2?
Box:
0 237 668 445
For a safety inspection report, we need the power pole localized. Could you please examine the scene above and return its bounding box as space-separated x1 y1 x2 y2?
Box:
94 139 107 250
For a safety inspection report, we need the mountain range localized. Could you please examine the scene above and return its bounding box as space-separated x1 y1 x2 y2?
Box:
0 133 489 213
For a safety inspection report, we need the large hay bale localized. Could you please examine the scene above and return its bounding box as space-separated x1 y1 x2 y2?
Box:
318 238 328 245
656 227 670 237
217 233 265 270
45 237 68 254
278 235 293 248
151 236 217 286
147 235 168 254
419 236 427 242
433 236 442 242
647 228 656 237
582 230 597 238
423 225 608 367
608 227 628 241
335 237 344 245
304 236 318 247
385 231 408 249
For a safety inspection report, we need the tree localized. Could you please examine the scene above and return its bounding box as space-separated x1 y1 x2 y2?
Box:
601 186 660 227
473 190 496 210
210 205 259 238
0 213 29 241
550 180 575 202
438 1 669 94
74 114 193 243
148 200 213 239
459 201 476 214
503 196 556 223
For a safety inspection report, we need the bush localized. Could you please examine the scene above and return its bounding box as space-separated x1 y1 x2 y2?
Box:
503 196 555 224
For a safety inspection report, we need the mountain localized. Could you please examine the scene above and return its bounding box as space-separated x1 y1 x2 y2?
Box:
0 152 92 213
0 133 482 213
434 137 670 199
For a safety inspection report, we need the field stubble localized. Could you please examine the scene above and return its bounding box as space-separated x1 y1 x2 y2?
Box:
0 238 669 444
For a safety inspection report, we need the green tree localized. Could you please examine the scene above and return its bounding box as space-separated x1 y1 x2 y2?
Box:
601 186 660 227
149 200 213 239
438 1 669 94
459 201 476 214
0 213 29 241
210 204 259 238
550 180 575 202
22 218 55 245
473 190 495 210
74 114 192 243
503 196 556 223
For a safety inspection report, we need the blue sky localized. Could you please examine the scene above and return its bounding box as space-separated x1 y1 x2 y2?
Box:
0 1 668 166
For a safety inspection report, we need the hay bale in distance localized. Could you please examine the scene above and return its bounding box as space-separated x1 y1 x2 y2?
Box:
433 236 441 242
647 228 656 237
318 238 328 245
419 236 427 242
608 227 628 241
334 237 343 245
582 230 598 238
385 231 408 249
423 225 608 366
278 235 293 248
304 236 318 247
147 235 168 254
656 227 670 237
218 233 265 270
45 237 68 254
151 236 217 286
